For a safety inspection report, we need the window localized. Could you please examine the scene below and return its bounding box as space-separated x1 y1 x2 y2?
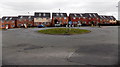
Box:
74 14 77 17
12 21 14 23
18 24 21 26
73 17 76 19
64 17 67 19
39 14 41 16
43 13 46 16
93 14 96 17
10 17 12 20
12 25 14 27
80 14 83 17
5 18 8 20
56 13 59 16
29 16 31 19
20 16 23 19
83 17 86 19
89 22 91 24
61 14 63 16
2 25 4 27
89 14 92 17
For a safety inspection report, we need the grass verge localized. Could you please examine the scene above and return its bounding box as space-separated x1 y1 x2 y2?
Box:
38 28 91 35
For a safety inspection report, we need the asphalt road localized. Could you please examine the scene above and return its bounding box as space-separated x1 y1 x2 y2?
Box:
2 26 118 65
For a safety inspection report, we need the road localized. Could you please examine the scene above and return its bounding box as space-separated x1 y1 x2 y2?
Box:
2 26 118 65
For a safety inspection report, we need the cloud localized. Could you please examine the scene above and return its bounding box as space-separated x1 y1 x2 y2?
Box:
0 0 119 19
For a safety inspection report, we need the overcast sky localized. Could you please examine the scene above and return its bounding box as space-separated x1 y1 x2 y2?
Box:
0 0 119 19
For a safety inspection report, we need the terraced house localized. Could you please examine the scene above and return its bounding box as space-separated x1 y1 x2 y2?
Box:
99 15 116 24
107 16 116 24
34 12 51 27
84 13 100 25
69 13 100 26
69 13 86 26
1 16 17 29
17 16 34 28
52 13 68 26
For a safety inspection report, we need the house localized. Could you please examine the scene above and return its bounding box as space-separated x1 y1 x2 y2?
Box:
69 13 82 26
69 13 100 26
34 12 51 27
107 16 116 24
84 13 100 25
17 15 34 28
52 13 68 27
1 16 17 29
99 15 113 24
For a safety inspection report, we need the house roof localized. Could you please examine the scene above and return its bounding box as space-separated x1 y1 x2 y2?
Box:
52 13 67 17
69 13 84 17
34 12 50 18
18 15 34 19
2 16 18 21
84 13 100 18
69 13 99 18
99 15 116 20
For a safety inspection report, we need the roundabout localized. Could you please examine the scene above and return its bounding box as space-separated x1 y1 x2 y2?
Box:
38 28 91 35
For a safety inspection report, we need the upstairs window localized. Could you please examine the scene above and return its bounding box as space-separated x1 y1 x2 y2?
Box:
89 14 92 17
20 16 23 19
29 16 31 19
56 13 59 16
2 25 4 27
5 18 8 20
73 17 76 19
64 17 67 19
12 21 14 23
43 13 46 16
61 14 63 16
74 14 77 17
10 17 12 20
39 14 41 16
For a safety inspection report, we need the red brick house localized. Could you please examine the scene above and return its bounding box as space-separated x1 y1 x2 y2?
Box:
34 12 51 27
99 15 110 24
106 16 116 24
69 13 100 26
84 13 100 25
69 13 81 26
17 16 34 28
52 13 68 27
1 17 17 29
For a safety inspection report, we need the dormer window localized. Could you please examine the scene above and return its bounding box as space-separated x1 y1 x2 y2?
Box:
43 13 46 16
10 17 12 20
64 17 67 19
61 14 63 16
80 14 83 17
39 14 41 16
73 17 76 19
93 14 96 17
56 13 59 16
5 18 8 20
29 16 31 19
74 14 77 17
89 14 92 17
20 16 23 19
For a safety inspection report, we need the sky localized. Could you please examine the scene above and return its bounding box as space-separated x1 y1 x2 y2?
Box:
0 0 119 19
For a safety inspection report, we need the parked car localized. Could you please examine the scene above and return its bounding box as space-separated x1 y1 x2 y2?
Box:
38 25 45 28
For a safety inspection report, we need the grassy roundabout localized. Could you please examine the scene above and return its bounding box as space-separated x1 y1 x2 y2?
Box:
38 28 91 35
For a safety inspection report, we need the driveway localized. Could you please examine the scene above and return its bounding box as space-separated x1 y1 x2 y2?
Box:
2 26 118 65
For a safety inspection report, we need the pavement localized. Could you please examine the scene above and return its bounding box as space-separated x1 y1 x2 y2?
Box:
1 26 118 65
